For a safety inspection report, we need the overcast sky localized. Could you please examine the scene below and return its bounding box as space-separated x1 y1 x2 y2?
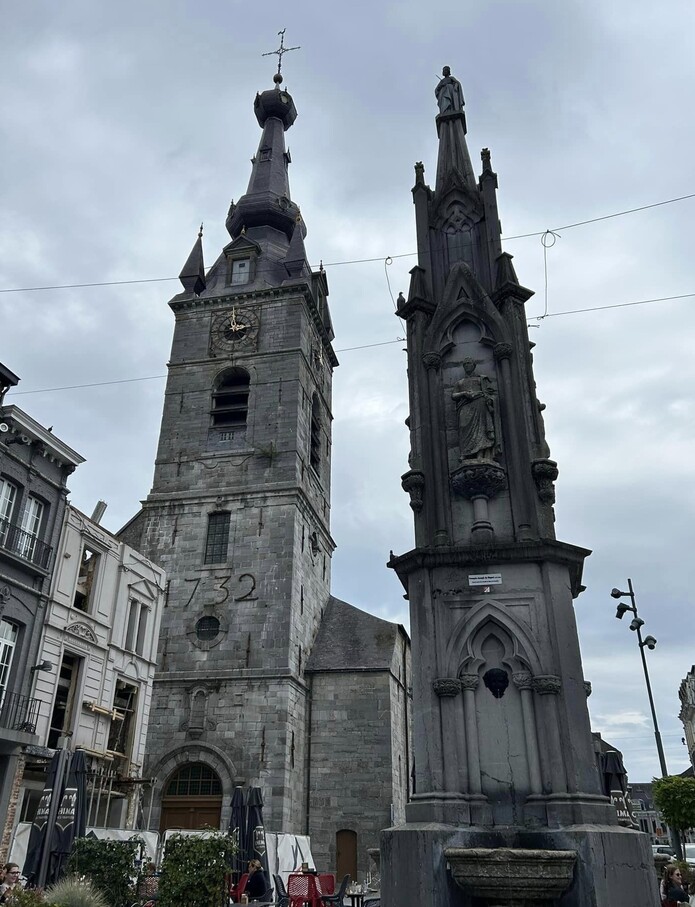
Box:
2 0 694 783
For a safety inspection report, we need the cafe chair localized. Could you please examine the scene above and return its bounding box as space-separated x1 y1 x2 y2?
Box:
320 874 350 906
231 873 249 903
272 874 289 907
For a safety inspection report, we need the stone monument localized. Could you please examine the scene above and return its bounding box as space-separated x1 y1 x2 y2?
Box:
380 68 658 907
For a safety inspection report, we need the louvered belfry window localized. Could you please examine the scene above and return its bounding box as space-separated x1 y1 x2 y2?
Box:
211 368 250 428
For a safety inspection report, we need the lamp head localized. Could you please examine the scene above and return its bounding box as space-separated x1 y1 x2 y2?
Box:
615 603 631 619
611 588 628 599
629 617 645 632
642 635 657 650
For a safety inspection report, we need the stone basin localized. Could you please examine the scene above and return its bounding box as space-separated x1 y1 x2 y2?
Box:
444 847 576 906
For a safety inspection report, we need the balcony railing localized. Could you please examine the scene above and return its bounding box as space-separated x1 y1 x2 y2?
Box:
0 517 52 569
0 691 41 734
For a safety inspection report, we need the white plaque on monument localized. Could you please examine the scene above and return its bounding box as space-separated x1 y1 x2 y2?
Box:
468 573 502 586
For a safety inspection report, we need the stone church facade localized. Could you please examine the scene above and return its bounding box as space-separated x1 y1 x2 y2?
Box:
119 73 410 876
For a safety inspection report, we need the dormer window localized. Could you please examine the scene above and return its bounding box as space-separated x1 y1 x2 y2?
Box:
231 258 250 285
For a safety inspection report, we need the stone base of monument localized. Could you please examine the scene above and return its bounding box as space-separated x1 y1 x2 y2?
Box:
380 823 659 907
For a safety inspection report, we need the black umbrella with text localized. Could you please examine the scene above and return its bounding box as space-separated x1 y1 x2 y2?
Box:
601 749 638 828
23 751 64 886
47 750 88 883
228 785 247 883
245 787 271 896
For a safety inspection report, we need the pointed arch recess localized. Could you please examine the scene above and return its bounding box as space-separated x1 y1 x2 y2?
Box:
444 598 543 679
425 262 511 356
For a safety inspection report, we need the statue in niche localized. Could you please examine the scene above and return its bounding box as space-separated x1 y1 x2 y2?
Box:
452 358 497 462
435 66 464 114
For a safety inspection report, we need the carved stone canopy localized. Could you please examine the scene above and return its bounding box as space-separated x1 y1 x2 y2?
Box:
451 462 507 500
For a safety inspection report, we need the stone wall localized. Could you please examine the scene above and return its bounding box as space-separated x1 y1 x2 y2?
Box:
307 670 399 879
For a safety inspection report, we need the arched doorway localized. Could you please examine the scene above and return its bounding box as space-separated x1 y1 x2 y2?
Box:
160 762 223 832
336 829 357 883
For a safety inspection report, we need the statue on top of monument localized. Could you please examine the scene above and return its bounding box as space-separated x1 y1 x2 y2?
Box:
435 66 464 114
451 358 497 461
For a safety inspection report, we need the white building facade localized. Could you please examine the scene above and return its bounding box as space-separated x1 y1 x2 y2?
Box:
19 505 165 830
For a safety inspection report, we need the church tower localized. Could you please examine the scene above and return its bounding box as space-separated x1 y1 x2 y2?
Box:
121 70 337 834
380 68 657 907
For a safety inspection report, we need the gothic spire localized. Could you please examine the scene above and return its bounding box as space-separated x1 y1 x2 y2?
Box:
226 75 301 241
178 224 206 295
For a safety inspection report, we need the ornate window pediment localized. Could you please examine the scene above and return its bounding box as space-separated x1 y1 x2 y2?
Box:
65 622 98 643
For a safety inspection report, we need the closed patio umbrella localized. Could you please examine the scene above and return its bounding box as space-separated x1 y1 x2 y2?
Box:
23 751 64 886
245 787 270 893
601 749 638 828
47 750 89 883
228 785 247 882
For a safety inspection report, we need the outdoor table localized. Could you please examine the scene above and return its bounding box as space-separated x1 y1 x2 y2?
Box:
346 894 365 907
287 872 325 907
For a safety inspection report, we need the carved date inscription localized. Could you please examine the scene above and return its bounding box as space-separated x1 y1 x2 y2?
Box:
182 573 258 607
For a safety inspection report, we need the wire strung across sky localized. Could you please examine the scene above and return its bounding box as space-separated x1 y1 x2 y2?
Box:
1 190 694 295
9 290 695 397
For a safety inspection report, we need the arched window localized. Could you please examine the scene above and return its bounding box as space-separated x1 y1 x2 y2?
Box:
161 762 224 832
309 394 321 471
211 368 250 428
165 763 222 797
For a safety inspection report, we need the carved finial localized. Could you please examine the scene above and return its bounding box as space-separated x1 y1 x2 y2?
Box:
198 222 203 239
319 260 324 273
481 148 492 172
262 28 301 82
414 161 425 185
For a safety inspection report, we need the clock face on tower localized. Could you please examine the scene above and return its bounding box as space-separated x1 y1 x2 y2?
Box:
210 306 260 355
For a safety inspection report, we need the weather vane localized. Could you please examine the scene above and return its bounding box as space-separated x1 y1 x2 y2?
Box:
262 28 300 78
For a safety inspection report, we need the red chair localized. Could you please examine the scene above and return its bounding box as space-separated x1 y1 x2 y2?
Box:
230 872 249 902
287 873 324 907
318 875 334 896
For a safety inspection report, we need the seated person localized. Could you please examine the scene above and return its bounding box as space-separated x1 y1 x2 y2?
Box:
661 865 688 905
0 865 22 904
245 860 269 902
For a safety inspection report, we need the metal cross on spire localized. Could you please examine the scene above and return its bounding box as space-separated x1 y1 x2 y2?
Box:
262 28 300 79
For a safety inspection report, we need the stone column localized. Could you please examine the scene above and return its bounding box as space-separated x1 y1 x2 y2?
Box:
512 672 542 795
532 675 567 794
422 352 449 546
460 673 482 795
433 678 462 792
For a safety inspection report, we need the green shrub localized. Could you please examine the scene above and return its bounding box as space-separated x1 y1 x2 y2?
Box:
4 887 56 907
158 832 236 907
67 838 142 907
46 877 107 907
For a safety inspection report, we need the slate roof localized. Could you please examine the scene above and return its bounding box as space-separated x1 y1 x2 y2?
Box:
306 595 402 673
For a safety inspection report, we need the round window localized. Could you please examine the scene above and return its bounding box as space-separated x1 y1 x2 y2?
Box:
195 616 220 641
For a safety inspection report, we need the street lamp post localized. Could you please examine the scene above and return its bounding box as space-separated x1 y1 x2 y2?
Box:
611 578 677 852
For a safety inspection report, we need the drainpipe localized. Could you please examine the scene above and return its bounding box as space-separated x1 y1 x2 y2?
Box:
304 673 313 836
